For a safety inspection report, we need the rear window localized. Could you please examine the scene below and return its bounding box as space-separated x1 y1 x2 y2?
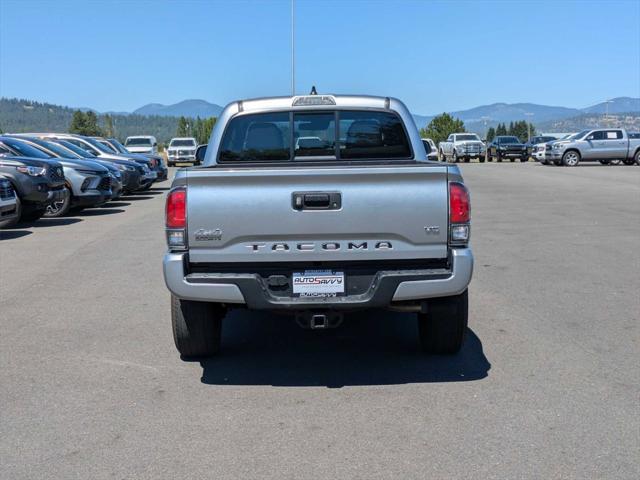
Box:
170 139 197 147
218 110 411 162
126 137 152 146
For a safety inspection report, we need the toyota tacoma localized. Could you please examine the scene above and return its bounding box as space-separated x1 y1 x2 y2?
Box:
163 94 473 357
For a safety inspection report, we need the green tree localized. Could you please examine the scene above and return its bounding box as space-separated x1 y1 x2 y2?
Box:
198 117 217 144
422 113 465 145
486 126 496 142
69 110 88 134
176 116 189 137
496 123 507 136
508 121 515 136
84 111 102 136
103 114 115 137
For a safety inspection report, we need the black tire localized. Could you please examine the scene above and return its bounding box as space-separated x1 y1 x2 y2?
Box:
510 158 515 162
520 156 528 162
496 152 502 162
479 157 485 163
464 157 470 163
171 295 224 358
0 194 21 228
562 150 580 167
453 151 459 163
622 159 635 166
418 290 468 354
635 150 640 165
44 186 72 217
599 159 611 165
21 207 45 222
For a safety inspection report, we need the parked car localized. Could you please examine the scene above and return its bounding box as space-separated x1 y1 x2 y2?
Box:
523 135 558 157
486 136 528 162
421 138 439 161
124 135 158 154
166 137 198 166
0 145 67 225
34 134 156 192
47 139 138 195
28 138 124 199
95 137 168 181
1 136 112 216
439 133 486 163
0 175 19 227
545 128 640 166
163 94 473 357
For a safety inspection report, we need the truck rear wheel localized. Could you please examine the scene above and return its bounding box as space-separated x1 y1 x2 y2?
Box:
171 295 224 358
418 290 468 354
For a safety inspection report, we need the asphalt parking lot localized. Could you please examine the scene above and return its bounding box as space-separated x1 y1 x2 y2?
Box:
1 163 638 479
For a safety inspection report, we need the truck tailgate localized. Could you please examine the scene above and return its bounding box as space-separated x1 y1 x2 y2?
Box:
183 165 450 263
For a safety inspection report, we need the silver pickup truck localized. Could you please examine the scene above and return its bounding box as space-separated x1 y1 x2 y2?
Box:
546 128 640 166
163 94 473 357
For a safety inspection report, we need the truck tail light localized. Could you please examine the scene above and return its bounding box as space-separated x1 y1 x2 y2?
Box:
449 182 470 245
166 187 187 249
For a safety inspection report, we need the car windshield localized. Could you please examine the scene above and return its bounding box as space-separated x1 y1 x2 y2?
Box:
498 136 520 144
24 138 79 159
98 140 118 153
170 139 196 147
126 137 152 146
573 130 591 139
53 139 97 157
457 134 480 141
82 136 114 153
219 110 411 162
108 139 130 153
1 137 52 158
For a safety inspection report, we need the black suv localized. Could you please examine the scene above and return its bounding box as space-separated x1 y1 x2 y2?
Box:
0 144 67 225
486 136 528 162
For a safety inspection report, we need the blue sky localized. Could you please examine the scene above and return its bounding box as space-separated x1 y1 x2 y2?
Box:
1 0 639 115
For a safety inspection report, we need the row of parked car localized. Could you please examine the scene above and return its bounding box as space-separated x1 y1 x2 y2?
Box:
420 129 640 166
0 133 168 228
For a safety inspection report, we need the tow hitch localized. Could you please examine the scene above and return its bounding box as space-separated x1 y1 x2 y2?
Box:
295 311 344 330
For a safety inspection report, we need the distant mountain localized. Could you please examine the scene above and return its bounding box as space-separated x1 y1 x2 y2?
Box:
412 96 639 131
581 97 640 114
133 99 224 118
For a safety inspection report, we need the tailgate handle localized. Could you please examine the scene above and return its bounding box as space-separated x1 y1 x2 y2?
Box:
292 192 341 210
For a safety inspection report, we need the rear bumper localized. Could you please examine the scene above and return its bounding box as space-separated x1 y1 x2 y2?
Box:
163 248 473 310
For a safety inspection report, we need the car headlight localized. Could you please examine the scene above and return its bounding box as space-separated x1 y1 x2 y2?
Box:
16 165 46 176
553 144 564 150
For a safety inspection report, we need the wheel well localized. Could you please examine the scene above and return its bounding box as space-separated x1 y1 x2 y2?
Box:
564 148 581 158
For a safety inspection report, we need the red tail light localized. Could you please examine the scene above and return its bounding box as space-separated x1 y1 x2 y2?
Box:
166 188 186 228
449 182 470 223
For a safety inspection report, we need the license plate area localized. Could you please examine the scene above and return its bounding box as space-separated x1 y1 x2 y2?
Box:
292 270 345 298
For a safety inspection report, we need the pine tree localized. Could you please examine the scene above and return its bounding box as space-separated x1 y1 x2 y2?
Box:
496 123 507 136
103 114 115 137
69 110 87 134
84 111 102 136
486 127 496 142
177 116 189 137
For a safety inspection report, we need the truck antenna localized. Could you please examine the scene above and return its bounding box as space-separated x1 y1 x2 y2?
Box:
291 0 295 96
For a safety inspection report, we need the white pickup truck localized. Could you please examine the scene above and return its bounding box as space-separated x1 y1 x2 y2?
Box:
439 133 486 163
163 94 474 358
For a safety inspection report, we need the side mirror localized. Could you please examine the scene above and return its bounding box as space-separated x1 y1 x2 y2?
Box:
195 144 208 163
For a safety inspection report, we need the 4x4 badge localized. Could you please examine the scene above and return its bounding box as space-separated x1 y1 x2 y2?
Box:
194 228 222 241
